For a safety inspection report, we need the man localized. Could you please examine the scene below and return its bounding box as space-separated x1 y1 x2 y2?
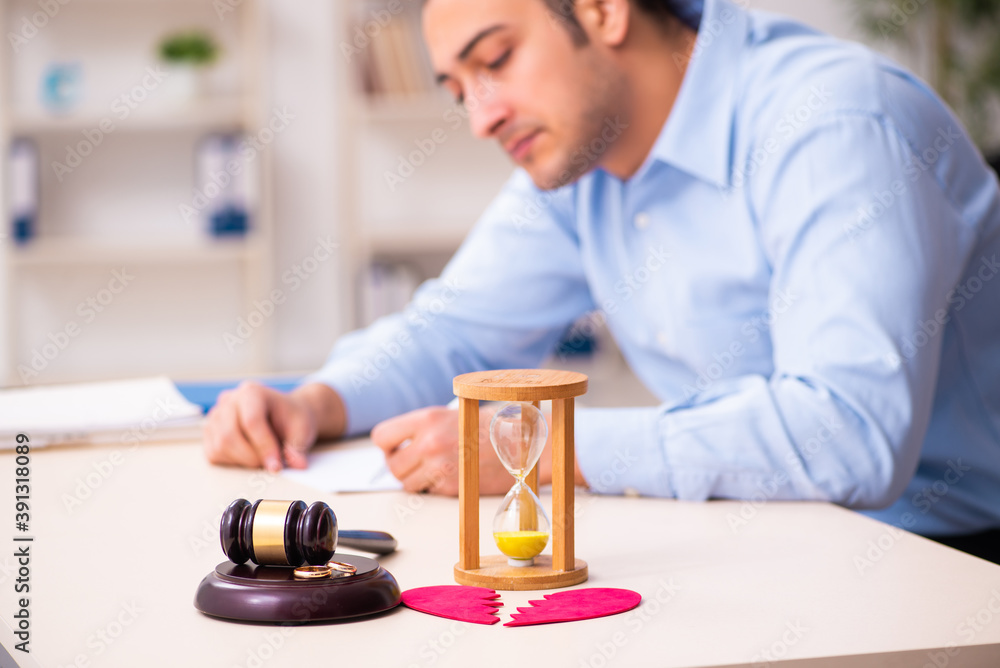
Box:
204 0 1000 560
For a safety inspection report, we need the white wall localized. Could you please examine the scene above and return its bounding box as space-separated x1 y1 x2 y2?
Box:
746 0 858 39
264 0 347 373
746 0 922 78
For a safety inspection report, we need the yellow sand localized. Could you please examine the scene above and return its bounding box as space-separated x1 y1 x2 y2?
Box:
493 531 549 559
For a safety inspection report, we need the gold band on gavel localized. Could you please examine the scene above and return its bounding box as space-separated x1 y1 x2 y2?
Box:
252 500 293 566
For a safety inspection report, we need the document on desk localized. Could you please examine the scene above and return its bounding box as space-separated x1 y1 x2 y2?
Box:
0 376 204 447
281 438 403 493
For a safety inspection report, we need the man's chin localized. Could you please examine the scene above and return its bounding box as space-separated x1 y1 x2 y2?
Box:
522 161 587 191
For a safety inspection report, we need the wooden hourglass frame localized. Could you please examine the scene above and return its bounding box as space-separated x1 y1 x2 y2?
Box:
453 369 589 590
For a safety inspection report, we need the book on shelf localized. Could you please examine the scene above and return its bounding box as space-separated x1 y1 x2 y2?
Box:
353 11 435 99
361 261 421 325
8 138 39 244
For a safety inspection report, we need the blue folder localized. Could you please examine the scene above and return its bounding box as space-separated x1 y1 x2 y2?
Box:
174 377 302 413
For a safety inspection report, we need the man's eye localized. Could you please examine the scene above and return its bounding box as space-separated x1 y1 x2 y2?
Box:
487 49 512 70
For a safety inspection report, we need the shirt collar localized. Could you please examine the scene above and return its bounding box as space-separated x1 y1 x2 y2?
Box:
644 0 748 188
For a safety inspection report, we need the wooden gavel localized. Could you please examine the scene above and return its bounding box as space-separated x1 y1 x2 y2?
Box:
220 498 397 567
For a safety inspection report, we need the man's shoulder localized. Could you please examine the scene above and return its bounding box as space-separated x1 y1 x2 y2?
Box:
735 11 917 139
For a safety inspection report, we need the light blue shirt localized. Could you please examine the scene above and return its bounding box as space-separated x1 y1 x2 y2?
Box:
312 0 1000 536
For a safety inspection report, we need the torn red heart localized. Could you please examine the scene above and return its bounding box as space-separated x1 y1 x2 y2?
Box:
401 585 503 625
504 588 641 627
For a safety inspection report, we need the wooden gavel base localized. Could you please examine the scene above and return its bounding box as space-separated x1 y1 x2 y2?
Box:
455 556 588 591
194 554 401 623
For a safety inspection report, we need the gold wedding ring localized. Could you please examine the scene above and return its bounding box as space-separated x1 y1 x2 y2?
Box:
327 560 357 575
293 565 333 579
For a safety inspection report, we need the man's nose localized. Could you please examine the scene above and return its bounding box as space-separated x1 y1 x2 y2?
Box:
466 78 508 140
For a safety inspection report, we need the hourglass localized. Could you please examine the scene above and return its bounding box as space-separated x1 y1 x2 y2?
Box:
453 369 589 590
491 402 550 567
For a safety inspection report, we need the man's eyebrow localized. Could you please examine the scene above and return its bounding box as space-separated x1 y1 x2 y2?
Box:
434 24 506 85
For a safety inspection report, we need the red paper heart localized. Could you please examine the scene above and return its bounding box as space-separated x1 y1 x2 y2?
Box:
401 586 503 625
504 588 641 627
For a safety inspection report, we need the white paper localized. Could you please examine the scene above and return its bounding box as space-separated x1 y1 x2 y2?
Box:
281 438 403 493
0 376 203 446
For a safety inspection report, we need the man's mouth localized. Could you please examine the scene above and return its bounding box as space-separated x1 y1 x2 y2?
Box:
505 130 541 161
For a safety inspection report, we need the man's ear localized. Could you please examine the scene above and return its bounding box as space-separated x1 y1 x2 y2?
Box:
575 0 631 47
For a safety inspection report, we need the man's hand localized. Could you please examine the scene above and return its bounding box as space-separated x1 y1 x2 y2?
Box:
371 406 512 495
371 405 588 495
203 381 345 473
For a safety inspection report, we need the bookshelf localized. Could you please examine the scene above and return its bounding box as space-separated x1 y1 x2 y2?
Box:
0 0 273 385
338 0 514 327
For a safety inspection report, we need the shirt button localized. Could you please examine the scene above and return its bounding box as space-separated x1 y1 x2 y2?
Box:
634 212 650 230
657 330 670 347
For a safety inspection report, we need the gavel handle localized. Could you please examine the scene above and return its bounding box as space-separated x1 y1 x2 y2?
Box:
339 530 398 555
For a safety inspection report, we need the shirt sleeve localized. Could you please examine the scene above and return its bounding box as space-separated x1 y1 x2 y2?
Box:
577 113 976 510
307 169 595 436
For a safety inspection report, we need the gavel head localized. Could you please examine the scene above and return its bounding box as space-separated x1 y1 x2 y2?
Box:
220 499 338 567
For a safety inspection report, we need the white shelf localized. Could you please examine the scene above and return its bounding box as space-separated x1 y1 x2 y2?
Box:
10 97 247 134
7 236 262 267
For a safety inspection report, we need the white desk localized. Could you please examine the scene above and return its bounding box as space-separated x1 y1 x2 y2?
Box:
2 439 1000 668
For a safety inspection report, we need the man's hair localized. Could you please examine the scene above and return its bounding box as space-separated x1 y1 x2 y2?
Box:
544 0 700 44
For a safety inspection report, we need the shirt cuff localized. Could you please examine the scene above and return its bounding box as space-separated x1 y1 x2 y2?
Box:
304 367 389 438
574 406 674 497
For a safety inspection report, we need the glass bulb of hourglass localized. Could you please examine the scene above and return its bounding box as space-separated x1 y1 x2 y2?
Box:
489 402 550 566
489 402 547 477
493 482 550 567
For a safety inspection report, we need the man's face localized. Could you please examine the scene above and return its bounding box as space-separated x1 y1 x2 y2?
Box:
423 0 625 190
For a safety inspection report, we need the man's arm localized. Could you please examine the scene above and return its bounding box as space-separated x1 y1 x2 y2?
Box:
307 169 594 437
574 112 978 509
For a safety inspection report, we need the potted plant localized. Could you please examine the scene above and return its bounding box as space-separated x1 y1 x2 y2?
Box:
156 30 220 103
855 0 1000 171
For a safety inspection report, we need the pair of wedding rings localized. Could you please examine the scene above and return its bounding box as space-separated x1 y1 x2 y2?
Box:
293 561 357 580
